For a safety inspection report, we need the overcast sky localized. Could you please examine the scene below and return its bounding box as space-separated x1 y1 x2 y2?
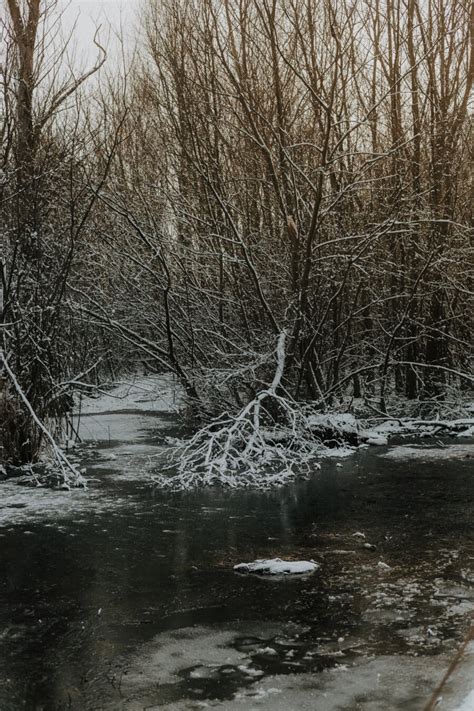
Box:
58 0 140 64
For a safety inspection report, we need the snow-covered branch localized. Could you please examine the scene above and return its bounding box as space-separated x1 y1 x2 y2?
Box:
153 332 346 489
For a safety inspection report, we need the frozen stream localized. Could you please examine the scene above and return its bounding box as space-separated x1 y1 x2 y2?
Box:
0 411 473 710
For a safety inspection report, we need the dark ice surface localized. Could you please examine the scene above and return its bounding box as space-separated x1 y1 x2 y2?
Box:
0 412 473 710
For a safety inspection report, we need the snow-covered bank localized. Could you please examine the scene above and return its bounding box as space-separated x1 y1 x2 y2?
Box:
74 374 473 441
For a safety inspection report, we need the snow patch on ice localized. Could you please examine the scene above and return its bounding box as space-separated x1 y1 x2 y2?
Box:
320 447 356 460
75 374 183 415
457 426 474 438
234 558 319 576
77 412 170 443
381 444 473 461
113 626 247 688
454 689 474 711
306 413 358 434
0 480 138 527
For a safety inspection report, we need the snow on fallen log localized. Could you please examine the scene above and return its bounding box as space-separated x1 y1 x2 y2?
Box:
305 413 358 436
360 416 474 444
234 558 319 576
363 433 389 446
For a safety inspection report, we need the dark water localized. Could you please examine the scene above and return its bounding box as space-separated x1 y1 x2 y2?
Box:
0 415 473 710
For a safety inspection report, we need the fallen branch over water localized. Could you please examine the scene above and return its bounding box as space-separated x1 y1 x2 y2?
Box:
153 333 357 489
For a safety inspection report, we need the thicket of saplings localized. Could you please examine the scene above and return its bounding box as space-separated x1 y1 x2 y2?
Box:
1 0 472 486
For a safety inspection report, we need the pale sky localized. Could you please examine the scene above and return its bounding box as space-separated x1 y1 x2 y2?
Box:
58 0 140 65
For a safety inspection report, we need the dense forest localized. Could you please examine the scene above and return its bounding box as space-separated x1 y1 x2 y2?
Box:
1 0 473 486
